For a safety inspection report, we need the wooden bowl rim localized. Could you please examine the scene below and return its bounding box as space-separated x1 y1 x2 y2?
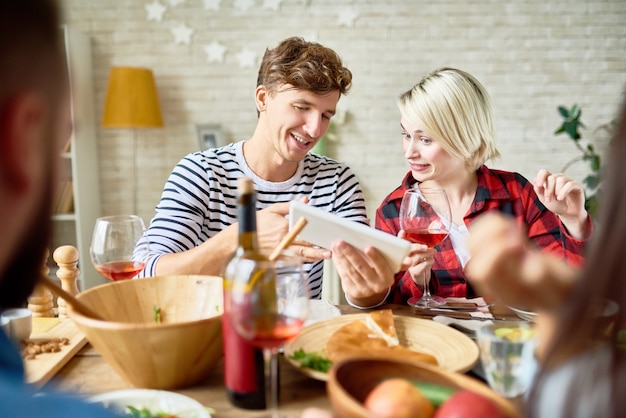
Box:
328 357 519 418
70 275 223 330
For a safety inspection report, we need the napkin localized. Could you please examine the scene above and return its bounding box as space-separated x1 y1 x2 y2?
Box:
445 297 494 319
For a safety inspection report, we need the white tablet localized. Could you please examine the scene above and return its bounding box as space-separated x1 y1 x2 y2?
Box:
289 201 411 273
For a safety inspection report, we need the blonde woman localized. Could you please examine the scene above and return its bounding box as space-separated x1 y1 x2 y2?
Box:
375 68 592 304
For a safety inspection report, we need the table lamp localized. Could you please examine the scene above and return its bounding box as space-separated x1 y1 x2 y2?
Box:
101 67 164 215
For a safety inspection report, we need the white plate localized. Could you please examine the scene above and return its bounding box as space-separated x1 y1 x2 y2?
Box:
88 389 211 418
508 306 538 322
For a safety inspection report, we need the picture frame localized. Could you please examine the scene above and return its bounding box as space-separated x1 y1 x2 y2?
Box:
196 124 225 150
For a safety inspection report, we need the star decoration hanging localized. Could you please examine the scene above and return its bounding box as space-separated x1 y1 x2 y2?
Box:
337 8 359 27
167 0 185 6
234 0 255 12
262 0 281 11
145 0 167 22
204 41 227 63
236 48 257 69
171 23 194 45
203 0 221 11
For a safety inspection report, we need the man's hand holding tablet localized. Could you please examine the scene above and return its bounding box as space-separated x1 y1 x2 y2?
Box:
289 201 410 273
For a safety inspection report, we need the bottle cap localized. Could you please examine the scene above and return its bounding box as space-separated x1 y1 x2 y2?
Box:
237 177 254 195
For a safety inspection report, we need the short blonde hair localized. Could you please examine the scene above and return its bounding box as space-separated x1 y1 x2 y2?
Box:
397 67 500 170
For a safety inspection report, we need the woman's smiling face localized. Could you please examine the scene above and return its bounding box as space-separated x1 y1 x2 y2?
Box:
400 116 466 183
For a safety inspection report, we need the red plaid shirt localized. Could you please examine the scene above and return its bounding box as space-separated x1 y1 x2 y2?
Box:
375 166 588 303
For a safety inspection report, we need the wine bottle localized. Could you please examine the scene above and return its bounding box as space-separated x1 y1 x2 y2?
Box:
222 177 266 409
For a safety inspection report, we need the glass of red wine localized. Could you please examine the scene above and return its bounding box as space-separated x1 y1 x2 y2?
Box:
90 215 149 281
225 251 309 418
399 186 451 307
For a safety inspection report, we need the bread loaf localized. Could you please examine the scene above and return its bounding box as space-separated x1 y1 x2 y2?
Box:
325 309 438 366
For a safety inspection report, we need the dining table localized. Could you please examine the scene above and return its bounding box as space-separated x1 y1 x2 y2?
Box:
44 303 522 418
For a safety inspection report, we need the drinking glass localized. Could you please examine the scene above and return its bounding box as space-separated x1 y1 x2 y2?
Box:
90 215 149 281
225 251 309 418
399 186 451 307
476 320 537 398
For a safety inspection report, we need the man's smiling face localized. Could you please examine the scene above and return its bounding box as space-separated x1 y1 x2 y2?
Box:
261 84 340 163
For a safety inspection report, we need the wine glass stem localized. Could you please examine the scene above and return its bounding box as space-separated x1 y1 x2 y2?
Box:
422 271 432 300
263 348 279 418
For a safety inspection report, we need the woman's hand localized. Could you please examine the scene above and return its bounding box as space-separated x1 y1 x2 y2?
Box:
533 169 591 240
398 230 436 287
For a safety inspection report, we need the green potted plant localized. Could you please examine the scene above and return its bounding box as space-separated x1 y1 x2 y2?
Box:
554 104 616 218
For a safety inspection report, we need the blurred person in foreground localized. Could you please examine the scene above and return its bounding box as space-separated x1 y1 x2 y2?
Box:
140 36 397 307
370 67 592 304
465 101 626 417
0 0 117 416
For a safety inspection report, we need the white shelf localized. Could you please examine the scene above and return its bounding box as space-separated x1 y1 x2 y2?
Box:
51 213 77 222
50 26 104 291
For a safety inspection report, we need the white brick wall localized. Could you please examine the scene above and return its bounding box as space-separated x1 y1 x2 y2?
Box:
61 0 626 222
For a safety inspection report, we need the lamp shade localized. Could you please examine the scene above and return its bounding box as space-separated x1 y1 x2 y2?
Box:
102 67 164 128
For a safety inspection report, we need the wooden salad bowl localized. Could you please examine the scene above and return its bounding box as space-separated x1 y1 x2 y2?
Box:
68 275 223 389
327 357 520 418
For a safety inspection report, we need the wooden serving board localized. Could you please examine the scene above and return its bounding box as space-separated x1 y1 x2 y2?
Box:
24 317 87 387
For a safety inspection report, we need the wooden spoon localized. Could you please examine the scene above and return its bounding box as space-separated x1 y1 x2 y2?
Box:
269 217 308 261
246 216 308 292
39 276 105 321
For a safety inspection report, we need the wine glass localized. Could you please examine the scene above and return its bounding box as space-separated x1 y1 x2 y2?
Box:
225 251 309 418
90 215 149 281
399 187 451 307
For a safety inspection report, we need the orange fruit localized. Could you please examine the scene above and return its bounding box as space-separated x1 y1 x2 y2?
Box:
364 378 435 418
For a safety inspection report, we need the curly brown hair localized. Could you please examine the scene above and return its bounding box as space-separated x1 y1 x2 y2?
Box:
256 37 352 96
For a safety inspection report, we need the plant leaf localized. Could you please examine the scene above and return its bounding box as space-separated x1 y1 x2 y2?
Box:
590 155 601 171
584 174 600 189
564 121 581 140
558 106 569 118
585 195 599 218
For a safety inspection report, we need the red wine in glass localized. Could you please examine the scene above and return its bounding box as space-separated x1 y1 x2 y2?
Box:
94 260 147 281
399 187 452 308
225 251 309 418
404 228 449 247
239 314 305 350
90 215 149 282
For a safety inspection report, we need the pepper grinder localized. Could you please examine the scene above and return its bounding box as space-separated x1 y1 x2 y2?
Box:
27 249 55 317
54 245 80 319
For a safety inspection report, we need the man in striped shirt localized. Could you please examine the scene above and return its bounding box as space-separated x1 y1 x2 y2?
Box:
139 37 373 300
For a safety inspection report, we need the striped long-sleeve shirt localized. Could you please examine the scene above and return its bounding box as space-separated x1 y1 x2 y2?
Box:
140 140 368 299
376 166 588 303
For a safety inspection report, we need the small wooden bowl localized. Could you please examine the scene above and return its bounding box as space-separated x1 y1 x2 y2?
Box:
327 357 520 418
69 275 223 389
